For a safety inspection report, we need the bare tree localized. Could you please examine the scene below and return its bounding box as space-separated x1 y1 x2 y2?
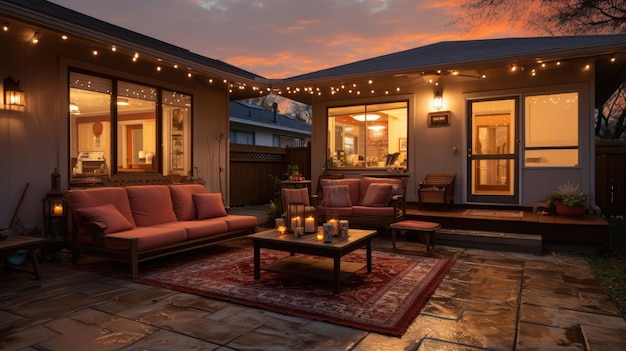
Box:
287 102 312 124
459 0 626 35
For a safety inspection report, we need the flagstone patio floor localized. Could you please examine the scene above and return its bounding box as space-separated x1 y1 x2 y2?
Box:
2 225 626 350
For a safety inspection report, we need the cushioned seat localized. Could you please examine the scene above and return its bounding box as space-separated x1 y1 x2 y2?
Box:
390 220 441 253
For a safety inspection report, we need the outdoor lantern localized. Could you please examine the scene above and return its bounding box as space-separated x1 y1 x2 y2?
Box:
4 76 25 107
287 202 305 233
43 169 67 253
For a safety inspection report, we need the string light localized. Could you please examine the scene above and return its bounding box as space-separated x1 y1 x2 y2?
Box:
2 22 8 31
31 32 40 44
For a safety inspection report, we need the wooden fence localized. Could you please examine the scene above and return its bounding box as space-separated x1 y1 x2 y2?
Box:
595 143 626 215
229 143 311 206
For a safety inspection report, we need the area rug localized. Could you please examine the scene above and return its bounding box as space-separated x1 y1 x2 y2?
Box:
464 209 524 218
79 245 453 336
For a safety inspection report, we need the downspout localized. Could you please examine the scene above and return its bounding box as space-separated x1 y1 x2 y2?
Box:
272 102 278 123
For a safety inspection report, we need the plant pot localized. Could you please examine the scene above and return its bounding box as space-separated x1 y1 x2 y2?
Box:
555 202 586 217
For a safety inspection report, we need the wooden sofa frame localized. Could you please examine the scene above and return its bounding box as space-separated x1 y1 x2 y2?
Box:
417 173 456 208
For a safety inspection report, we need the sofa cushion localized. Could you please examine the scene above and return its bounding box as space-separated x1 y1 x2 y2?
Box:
352 205 395 217
322 185 352 207
75 204 134 234
169 184 207 221
320 178 361 205
158 219 230 240
103 226 187 251
222 214 258 231
126 185 177 227
193 193 228 219
68 187 136 228
361 183 393 207
315 205 354 217
359 177 404 205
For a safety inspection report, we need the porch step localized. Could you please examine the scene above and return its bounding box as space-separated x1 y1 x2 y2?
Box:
436 228 542 254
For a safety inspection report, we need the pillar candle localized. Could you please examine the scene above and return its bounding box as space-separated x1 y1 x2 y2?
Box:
305 216 315 232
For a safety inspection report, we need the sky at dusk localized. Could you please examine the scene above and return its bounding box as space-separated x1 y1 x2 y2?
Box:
47 0 538 79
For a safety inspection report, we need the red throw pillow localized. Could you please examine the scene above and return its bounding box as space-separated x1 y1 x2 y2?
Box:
322 185 352 207
361 183 393 207
193 193 228 219
75 204 134 234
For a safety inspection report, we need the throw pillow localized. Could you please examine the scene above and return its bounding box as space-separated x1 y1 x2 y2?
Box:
75 204 134 234
193 193 228 219
361 183 393 207
322 185 352 207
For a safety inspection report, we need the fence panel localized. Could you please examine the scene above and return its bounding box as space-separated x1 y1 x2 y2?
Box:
229 143 311 206
595 144 626 215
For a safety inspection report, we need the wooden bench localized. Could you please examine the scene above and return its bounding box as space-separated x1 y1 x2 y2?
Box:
417 173 456 208
390 220 441 253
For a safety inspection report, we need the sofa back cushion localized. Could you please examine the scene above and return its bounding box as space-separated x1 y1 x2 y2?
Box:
169 184 207 221
68 187 136 230
126 185 177 226
361 183 393 207
320 178 361 205
322 185 352 207
193 193 228 219
359 177 404 205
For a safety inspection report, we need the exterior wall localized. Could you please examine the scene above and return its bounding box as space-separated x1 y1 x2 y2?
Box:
310 59 595 208
0 25 231 231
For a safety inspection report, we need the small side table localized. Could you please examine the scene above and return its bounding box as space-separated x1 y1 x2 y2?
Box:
390 220 441 253
0 235 46 279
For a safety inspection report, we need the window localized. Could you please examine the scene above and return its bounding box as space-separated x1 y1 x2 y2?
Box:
276 135 304 147
230 130 255 145
327 101 408 169
524 92 579 167
69 71 192 184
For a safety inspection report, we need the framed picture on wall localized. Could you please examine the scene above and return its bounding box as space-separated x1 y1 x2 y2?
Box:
428 111 450 127
399 137 407 151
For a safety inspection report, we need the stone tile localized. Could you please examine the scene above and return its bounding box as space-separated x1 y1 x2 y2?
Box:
582 325 626 351
520 303 626 330
69 308 158 335
145 304 248 345
0 325 59 350
0 310 24 328
522 288 621 316
41 317 146 351
93 286 179 316
123 329 220 351
351 332 414 351
417 338 490 350
432 279 519 306
516 322 586 350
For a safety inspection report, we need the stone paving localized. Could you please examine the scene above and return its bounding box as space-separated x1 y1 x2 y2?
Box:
1 236 626 350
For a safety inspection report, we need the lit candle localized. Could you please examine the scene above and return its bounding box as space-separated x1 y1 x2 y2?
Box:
291 216 300 231
277 225 286 234
53 204 63 216
305 216 315 232
317 230 324 241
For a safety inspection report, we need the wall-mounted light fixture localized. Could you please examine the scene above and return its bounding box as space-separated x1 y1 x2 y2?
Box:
4 76 25 107
433 90 443 110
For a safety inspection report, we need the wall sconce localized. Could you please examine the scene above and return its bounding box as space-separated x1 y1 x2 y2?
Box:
433 91 443 110
4 76 25 107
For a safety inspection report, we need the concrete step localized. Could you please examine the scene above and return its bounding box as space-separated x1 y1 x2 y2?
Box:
436 228 542 254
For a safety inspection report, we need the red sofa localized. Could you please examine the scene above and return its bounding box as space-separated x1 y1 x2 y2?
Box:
315 176 407 229
67 184 258 277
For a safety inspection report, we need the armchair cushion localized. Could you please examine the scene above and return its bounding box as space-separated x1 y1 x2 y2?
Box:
322 185 352 207
361 183 393 207
75 204 134 234
282 188 311 206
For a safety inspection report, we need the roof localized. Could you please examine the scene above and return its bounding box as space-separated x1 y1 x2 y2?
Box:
1 0 264 81
284 35 626 81
230 101 311 134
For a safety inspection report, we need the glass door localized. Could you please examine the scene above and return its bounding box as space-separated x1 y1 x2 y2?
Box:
467 98 519 203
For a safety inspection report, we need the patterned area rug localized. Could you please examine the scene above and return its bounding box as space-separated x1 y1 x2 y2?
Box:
82 245 453 336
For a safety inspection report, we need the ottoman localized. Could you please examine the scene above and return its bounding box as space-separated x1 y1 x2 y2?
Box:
390 220 441 253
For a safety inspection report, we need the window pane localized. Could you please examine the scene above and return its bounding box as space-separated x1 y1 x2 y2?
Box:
69 72 112 185
117 81 157 172
327 101 407 169
162 90 191 176
524 92 578 167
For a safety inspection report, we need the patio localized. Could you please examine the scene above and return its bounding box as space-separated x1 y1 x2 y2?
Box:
1 207 625 350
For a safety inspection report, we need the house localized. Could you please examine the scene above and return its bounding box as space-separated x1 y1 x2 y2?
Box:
229 100 311 147
2 0 626 238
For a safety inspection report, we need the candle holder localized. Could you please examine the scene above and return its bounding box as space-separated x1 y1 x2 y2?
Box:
287 202 305 233
275 217 286 234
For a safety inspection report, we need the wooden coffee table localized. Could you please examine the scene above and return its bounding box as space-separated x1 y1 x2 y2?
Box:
247 228 376 293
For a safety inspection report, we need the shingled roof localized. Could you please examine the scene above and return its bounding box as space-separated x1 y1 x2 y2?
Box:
284 35 626 81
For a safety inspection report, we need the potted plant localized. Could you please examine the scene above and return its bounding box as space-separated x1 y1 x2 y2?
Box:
546 181 590 217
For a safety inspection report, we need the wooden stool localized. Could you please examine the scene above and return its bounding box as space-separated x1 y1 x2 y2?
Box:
390 220 441 253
